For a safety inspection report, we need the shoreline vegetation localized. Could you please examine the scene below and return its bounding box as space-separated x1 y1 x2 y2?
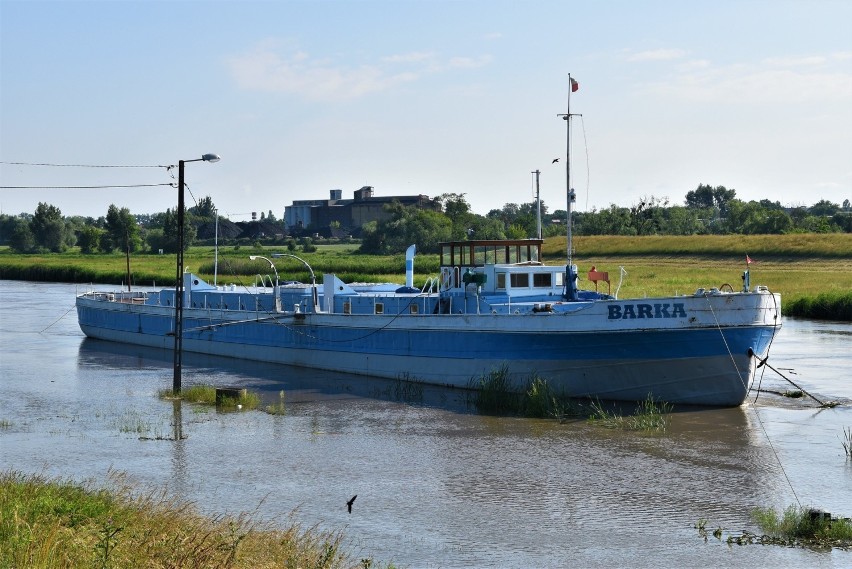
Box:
1 233 850 320
0 470 395 569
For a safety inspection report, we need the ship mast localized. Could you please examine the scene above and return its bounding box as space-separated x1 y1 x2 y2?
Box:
558 74 579 299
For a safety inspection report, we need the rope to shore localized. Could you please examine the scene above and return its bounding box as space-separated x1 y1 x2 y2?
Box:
40 303 77 333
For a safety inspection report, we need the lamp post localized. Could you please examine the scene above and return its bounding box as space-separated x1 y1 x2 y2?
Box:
249 255 279 288
173 153 220 394
271 253 318 311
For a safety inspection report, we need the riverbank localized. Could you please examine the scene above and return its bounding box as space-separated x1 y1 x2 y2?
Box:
0 471 392 569
1 234 850 320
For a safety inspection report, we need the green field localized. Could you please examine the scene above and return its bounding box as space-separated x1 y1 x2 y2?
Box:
1 233 850 319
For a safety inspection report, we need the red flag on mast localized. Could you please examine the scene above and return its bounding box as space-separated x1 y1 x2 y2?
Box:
570 78 579 92
746 255 755 265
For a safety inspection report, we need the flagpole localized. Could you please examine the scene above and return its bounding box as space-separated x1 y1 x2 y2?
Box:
566 73 573 266
558 74 579 300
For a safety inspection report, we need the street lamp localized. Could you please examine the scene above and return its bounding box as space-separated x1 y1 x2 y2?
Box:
249 255 279 288
271 253 318 312
173 153 220 394
250 255 281 312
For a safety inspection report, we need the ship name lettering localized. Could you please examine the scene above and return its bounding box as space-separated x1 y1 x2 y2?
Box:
607 303 687 320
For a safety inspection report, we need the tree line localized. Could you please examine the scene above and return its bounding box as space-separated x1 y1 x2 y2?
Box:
1 184 849 255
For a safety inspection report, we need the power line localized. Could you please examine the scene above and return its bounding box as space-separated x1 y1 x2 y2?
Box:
0 161 169 168
0 183 175 189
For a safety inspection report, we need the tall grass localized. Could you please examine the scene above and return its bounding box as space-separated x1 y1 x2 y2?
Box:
752 505 852 545
468 368 671 431
542 233 852 259
0 471 391 568
587 395 672 432
785 291 852 321
158 385 260 411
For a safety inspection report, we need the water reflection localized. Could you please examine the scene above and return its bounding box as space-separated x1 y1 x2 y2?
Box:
77 337 474 412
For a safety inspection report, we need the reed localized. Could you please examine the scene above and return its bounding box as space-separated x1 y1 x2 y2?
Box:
0 471 394 568
785 291 852 321
217 391 261 411
468 365 521 414
587 395 672 432
466 369 669 427
158 385 259 411
751 505 852 545
842 427 852 459
544 233 852 258
264 390 287 416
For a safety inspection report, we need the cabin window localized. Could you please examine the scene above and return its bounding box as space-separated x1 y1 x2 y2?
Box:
533 273 552 288
510 273 529 288
555 272 564 286
343 302 351 315
375 303 384 314
409 304 419 315
496 273 506 290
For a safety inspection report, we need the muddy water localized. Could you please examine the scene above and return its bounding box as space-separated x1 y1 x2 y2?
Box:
1 280 850 568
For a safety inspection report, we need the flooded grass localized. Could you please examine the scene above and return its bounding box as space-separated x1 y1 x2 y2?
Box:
264 390 288 416
115 410 153 435
751 505 852 548
158 385 260 411
842 427 852 458
588 395 672 432
698 506 852 550
468 368 671 431
0 471 396 568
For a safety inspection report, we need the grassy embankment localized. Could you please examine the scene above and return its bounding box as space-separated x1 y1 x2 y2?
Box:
0 471 391 569
0 233 850 319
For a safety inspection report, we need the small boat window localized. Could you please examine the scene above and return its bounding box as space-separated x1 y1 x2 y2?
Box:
510 273 529 288
409 304 419 314
343 302 351 315
375 303 384 314
533 273 552 288
496 273 506 290
555 272 564 286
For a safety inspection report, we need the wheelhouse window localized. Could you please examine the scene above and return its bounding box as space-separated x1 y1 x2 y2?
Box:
496 273 507 290
375 303 384 314
533 273 552 287
510 273 529 288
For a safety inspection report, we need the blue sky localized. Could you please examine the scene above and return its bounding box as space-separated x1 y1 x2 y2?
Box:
1 0 850 220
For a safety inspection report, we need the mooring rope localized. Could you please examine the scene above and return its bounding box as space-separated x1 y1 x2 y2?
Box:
40 303 78 333
750 350 834 408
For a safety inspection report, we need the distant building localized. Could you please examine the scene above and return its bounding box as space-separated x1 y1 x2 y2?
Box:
284 186 438 236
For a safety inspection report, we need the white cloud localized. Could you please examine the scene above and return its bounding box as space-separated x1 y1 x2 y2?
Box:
226 46 491 101
763 55 827 68
382 51 437 64
637 56 852 104
627 48 688 62
226 48 419 101
447 55 493 69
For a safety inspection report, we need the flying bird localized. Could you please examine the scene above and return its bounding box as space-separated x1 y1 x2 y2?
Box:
551 158 559 164
346 495 357 514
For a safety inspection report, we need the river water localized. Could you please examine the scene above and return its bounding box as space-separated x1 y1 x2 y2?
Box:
1 279 850 568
